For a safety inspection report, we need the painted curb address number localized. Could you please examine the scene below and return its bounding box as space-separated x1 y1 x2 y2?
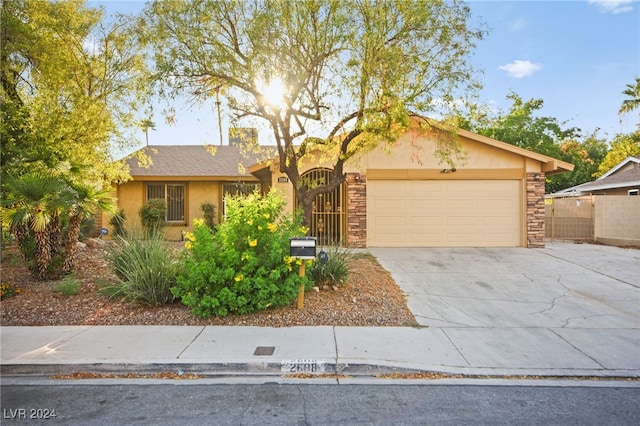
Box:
281 359 325 373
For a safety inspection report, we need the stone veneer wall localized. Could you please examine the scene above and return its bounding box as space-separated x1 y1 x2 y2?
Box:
526 172 546 248
346 173 367 248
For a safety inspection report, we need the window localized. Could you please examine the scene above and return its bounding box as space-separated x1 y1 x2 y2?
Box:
222 182 261 216
629 189 639 196
146 183 185 222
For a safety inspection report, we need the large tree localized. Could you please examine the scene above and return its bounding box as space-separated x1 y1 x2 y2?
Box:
0 0 150 185
1 0 149 278
552 132 608 193
451 92 588 192
594 131 640 178
142 0 485 225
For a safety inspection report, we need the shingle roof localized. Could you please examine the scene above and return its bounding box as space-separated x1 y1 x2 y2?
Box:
125 145 274 178
553 156 640 195
575 167 640 191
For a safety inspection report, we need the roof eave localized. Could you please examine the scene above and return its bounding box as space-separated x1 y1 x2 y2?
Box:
455 128 574 174
577 180 640 192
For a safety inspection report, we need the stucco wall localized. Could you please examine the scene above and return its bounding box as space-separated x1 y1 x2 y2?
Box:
350 131 531 172
594 195 640 247
111 180 221 241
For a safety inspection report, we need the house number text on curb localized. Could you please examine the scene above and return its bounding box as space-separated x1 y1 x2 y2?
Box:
281 359 325 373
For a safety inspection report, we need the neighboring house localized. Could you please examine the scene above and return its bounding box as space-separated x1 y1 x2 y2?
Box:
551 156 640 197
110 125 573 248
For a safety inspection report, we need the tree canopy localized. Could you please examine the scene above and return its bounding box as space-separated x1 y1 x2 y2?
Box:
1 0 149 279
594 131 640 178
142 0 486 224
449 91 611 193
0 0 150 185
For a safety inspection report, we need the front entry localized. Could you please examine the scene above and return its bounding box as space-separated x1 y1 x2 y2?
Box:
297 168 347 246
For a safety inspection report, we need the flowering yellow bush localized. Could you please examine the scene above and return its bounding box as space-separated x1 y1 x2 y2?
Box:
173 189 311 317
1 282 21 300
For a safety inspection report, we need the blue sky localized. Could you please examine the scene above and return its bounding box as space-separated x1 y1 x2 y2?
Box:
97 0 639 148
468 0 639 138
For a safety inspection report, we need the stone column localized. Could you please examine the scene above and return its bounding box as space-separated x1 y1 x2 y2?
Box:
346 173 367 248
526 172 546 248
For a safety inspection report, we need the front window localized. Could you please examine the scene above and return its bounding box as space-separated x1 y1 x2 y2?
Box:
146 183 185 222
222 182 261 216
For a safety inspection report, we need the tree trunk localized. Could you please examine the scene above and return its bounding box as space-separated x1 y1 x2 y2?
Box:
33 230 51 279
63 213 83 274
299 195 314 233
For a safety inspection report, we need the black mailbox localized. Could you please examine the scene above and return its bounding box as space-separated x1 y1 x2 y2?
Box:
290 237 317 259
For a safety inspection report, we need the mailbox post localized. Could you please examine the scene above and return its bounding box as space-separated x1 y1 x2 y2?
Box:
290 237 316 309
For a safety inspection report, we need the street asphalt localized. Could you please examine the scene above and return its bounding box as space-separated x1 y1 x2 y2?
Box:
1 242 639 380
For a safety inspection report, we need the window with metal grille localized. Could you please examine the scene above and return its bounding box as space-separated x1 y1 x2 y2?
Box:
222 182 261 216
146 183 185 222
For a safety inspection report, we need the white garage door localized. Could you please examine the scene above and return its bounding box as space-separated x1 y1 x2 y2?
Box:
367 180 522 247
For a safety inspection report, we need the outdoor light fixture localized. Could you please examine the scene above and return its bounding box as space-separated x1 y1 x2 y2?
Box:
440 168 457 174
534 173 541 181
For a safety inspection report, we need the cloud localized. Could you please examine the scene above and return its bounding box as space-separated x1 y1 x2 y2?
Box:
508 18 527 32
588 0 634 14
498 60 543 79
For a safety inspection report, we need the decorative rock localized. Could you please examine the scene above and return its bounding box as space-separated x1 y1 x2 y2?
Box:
312 287 320 293
86 238 105 248
76 241 87 249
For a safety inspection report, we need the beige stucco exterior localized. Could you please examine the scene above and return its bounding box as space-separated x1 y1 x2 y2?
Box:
109 179 239 241
109 125 571 247
253 125 571 248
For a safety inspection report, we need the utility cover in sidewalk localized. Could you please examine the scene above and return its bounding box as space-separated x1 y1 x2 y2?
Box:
253 346 275 356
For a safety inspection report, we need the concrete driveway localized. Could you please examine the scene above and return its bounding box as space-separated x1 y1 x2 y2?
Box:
370 242 639 329
369 243 640 374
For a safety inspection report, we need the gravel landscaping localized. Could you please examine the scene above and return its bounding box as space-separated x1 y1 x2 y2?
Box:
0 243 416 327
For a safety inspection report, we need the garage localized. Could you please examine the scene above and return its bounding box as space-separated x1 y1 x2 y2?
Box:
367 179 522 247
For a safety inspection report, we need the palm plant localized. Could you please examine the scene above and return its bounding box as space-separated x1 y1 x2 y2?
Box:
619 77 640 116
1 173 116 278
139 118 156 146
63 182 117 274
1 173 71 278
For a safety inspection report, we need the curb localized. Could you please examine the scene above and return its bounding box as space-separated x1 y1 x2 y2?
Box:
3 361 640 380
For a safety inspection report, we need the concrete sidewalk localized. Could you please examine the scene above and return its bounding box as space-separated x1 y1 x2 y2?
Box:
2 242 639 379
1 324 638 378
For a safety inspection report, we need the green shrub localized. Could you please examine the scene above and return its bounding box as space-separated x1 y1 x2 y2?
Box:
139 199 166 235
16 233 37 272
173 189 311 317
79 216 96 241
309 245 353 287
105 232 179 306
53 275 82 296
200 202 217 231
109 209 127 237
